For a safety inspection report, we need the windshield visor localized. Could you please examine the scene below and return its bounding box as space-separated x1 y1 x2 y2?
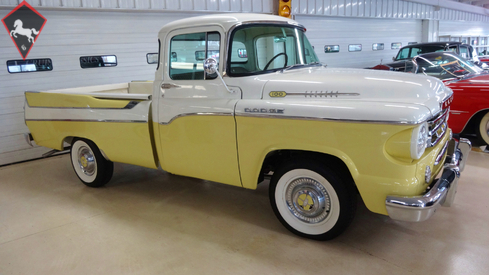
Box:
227 25 319 76
412 52 483 80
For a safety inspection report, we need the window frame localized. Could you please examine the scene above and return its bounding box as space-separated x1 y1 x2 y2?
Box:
79 55 117 69
6 58 53 74
168 30 221 81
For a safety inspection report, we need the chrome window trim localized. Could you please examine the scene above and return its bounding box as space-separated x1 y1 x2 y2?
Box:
159 112 233 125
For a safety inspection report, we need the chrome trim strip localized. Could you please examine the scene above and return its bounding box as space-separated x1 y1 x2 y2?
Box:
428 108 449 147
235 113 424 125
285 91 360 97
25 98 142 110
25 119 147 123
435 140 449 166
159 112 233 125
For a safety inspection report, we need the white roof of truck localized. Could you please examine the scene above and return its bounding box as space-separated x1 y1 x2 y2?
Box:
158 13 301 37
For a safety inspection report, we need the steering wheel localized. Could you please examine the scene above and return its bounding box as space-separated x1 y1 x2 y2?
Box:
264 53 288 71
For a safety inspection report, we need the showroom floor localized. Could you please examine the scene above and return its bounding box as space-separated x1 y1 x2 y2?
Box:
0 150 488 275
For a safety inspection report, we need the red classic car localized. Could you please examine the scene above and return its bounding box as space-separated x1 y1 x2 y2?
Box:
411 52 489 145
480 55 489 65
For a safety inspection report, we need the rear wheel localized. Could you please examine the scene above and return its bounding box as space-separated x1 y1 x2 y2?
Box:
477 112 489 145
269 159 356 240
70 138 113 187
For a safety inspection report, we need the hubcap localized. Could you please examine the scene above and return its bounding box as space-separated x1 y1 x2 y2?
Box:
77 146 95 176
285 177 331 224
486 120 489 136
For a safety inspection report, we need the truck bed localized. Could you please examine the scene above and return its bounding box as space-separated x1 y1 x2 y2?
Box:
24 81 158 169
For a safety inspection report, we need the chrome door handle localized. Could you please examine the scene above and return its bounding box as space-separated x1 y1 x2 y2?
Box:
161 83 180 89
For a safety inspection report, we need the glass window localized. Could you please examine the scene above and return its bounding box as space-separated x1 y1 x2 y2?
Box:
459 46 469 59
413 52 482 80
372 43 384 51
396 45 446 61
396 47 410 60
80 55 117 68
348 44 362 52
146 53 158 64
228 25 319 76
391 42 402 50
169 32 220 80
7 58 52 73
324 45 340 53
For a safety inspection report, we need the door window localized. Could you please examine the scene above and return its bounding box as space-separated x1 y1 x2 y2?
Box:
169 32 220 80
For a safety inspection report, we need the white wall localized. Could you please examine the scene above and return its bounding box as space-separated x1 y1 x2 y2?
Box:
298 15 422 68
439 20 489 36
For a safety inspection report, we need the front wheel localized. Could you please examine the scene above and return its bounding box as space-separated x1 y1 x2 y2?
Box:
477 112 489 145
269 159 356 240
70 138 113 187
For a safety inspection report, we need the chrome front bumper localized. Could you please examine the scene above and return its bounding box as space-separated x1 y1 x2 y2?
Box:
385 138 472 222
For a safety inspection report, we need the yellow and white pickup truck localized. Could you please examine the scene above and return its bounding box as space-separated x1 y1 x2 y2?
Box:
24 13 471 240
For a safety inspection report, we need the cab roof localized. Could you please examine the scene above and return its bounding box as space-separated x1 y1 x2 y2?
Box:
158 13 301 37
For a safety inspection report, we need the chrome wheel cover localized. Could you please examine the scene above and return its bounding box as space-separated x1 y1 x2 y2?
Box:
77 146 96 177
486 120 489 136
285 177 331 224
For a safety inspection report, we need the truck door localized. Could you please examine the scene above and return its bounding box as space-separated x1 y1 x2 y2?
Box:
155 27 242 187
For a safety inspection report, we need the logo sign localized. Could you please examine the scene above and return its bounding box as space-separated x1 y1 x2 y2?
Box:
2 1 47 60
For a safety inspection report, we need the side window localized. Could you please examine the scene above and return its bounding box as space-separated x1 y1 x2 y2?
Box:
410 47 421 57
169 32 220 80
80 55 117 68
397 48 410 60
459 46 469 59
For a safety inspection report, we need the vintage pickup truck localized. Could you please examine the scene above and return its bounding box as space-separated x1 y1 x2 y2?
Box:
24 13 471 240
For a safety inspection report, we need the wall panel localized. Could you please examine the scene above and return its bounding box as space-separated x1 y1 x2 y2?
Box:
297 15 422 68
0 10 208 166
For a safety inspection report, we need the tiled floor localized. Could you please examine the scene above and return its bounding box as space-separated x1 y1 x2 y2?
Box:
0 151 488 274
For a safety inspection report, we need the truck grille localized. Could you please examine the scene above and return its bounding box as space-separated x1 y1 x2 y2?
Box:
427 108 449 147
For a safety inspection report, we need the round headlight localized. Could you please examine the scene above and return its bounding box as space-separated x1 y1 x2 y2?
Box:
410 122 429 159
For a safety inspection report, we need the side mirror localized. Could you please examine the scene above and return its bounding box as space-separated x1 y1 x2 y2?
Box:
392 57 396 61
204 58 233 93
203 58 218 74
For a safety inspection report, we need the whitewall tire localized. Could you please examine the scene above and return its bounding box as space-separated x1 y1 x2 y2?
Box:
70 138 113 187
478 112 489 146
269 159 356 240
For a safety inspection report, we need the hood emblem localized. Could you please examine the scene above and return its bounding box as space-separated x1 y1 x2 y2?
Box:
270 91 360 98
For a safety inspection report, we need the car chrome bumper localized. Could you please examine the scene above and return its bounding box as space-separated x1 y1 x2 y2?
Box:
385 138 471 222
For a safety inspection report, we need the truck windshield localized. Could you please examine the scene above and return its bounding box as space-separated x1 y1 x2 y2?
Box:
227 25 319 76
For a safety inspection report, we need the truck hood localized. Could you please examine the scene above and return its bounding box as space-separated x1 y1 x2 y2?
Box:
252 66 451 124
